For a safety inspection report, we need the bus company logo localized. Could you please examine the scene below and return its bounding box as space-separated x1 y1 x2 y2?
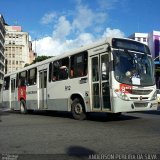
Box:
120 84 132 94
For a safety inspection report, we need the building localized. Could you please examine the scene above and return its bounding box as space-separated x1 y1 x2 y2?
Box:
148 31 160 60
4 25 30 73
29 41 37 64
0 15 6 104
128 32 148 45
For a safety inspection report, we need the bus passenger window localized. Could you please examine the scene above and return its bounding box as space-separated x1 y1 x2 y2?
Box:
3 76 10 90
19 71 27 86
52 61 59 81
28 68 37 85
49 62 52 82
59 66 68 80
52 57 69 81
70 51 88 78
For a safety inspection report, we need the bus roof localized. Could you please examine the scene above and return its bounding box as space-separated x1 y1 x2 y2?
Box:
4 37 143 77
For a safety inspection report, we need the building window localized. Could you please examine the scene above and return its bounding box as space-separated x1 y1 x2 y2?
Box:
137 37 141 41
143 38 147 42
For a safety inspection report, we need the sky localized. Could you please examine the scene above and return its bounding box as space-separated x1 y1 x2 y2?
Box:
0 0 160 56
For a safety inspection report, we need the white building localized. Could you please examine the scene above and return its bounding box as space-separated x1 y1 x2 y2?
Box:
4 25 30 73
129 32 148 45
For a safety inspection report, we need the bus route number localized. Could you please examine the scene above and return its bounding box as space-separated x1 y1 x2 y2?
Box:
65 86 71 91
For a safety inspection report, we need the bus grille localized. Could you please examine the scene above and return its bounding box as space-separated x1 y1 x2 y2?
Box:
131 90 152 95
134 102 148 107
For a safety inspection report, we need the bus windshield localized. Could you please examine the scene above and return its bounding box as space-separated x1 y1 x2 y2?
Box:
112 38 150 54
113 50 155 86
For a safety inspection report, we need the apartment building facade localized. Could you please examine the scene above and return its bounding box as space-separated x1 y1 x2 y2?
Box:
4 25 30 73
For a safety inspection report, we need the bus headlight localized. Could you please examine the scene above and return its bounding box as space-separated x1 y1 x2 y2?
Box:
114 89 129 101
151 91 157 100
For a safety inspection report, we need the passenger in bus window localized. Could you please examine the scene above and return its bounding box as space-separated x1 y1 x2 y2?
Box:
70 67 74 77
52 76 57 81
78 68 84 77
59 66 68 79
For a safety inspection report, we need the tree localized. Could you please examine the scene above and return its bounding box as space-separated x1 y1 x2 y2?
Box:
24 56 53 67
24 63 30 67
31 55 53 64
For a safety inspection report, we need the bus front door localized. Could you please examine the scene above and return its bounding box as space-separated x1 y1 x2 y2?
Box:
39 70 47 109
91 53 111 111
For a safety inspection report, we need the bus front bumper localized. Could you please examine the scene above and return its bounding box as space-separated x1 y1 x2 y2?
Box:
112 97 158 113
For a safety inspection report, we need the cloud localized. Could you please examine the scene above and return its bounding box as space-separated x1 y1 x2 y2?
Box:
102 28 125 38
33 28 125 57
41 12 57 24
34 1 124 57
98 0 118 10
33 32 95 56
72 2 107 33
52 16 72 40
72 4 94 32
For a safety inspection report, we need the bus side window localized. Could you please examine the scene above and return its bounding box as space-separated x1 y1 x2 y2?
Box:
52 57 69 81
19 71 27 86
11 79 15 93
70 51 88 78
28 68 37 85
3 76 10 90
52 61 59 81
16 73 19 88
49 62 52 82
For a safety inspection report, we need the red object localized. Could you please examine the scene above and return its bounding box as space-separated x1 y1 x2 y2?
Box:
12 26 22 31
120 84 132 94
18 86 26 101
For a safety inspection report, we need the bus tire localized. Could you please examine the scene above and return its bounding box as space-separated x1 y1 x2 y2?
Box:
20 100 27 114
71 98 86 120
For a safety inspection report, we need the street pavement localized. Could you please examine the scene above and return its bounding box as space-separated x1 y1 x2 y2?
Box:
0 110 160 159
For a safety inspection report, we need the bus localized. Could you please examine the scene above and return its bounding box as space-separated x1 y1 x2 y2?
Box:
2 37 158 120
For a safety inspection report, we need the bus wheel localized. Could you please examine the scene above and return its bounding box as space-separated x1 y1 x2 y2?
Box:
20 100 27 114
71 98 86 120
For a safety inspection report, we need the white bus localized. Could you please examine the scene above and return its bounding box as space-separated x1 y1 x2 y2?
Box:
2 37 158 120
